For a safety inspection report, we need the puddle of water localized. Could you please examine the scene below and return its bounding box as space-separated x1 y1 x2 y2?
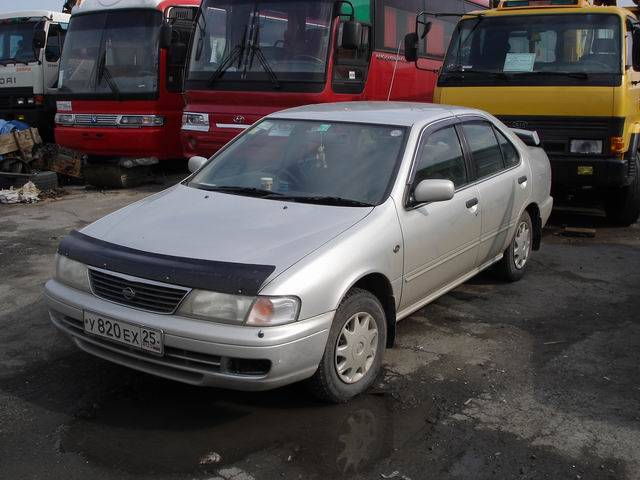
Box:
60 377 433 478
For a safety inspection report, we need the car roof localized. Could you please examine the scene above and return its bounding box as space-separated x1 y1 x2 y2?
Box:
268 102 482 127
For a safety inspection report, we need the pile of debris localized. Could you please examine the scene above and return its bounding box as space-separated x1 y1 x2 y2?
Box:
0 181 40 204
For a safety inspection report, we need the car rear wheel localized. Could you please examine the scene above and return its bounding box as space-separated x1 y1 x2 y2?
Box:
307 288 387 403
494 210 533 282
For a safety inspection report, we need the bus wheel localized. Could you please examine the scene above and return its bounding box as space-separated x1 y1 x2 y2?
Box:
605 157 640 227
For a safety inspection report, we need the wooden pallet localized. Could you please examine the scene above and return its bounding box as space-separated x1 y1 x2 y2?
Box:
0 128 42 159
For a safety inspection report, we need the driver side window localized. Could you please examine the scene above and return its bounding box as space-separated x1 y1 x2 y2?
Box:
414 125 468 189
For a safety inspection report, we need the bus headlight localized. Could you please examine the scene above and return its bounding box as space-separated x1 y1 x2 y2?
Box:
55 113 75 125
182 112 209 132
570 140 603 155
118 115 164 127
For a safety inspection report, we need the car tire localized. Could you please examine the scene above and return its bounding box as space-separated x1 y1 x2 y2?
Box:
604 157 640 227
307 288 387 403
494 210 533 282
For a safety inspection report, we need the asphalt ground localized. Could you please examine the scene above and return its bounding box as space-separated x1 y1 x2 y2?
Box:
1 178 639 480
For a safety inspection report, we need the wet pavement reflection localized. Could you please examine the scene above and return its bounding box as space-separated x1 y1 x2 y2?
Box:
60 375 429 478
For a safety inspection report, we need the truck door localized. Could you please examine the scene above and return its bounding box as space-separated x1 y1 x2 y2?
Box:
44 22 67 91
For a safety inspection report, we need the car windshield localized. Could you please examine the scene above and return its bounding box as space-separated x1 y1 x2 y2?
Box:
189 119 407 206
187 0 333 88
441 14 622 84
0 20 37 63
58 10 162 96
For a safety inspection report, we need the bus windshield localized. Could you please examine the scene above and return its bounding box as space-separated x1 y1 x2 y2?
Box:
58 10 162 97
186 0 334 90
0 20 37 64
440 14 622 86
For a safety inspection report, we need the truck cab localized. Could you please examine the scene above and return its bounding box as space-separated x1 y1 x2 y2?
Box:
411 0 640 225
0 11 70 142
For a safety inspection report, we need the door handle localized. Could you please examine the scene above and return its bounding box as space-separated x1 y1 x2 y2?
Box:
518 175 528 185
466 197 479 208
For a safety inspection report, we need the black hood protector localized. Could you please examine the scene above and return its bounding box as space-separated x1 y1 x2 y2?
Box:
58 231 276 296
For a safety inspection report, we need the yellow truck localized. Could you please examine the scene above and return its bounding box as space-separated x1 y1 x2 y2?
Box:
405 0 640 225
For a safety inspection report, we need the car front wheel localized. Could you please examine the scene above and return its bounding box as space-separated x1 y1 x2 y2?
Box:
307 288 387 403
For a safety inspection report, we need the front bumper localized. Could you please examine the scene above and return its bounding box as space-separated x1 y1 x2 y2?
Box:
45 279 333 390
550 155 632 190
180 127 244 159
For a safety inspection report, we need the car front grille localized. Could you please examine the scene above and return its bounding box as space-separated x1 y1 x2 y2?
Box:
74 114 119 126
89 268 189 314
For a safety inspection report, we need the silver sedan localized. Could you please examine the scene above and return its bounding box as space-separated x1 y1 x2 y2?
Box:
45 102 553 402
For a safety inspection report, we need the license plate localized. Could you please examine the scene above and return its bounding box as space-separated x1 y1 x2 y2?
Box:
577 166 594 176
83 312 163 355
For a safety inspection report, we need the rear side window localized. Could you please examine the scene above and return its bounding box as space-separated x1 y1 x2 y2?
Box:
495 129 519 167
462 122 504 179
415 126 467 188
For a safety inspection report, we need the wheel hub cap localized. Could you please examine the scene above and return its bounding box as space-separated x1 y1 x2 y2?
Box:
335 312 378 384
513 221 531 269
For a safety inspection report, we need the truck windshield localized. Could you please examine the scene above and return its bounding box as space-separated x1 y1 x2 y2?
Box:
58 11 162 97
440 14 622 86
0 20 37 64
186 0 334 91
189 119 407 206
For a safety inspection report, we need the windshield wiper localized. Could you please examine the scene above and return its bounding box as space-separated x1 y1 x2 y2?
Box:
208 43 245 85
511 71 589 79
96 50 120 98
267 195 373 207
443 69 509 80
244 20 280 89
191 184 282 197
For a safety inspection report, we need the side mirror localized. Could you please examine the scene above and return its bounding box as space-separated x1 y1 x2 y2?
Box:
341 21 362 50
32 28 46 50
404 33 419 62
512 128 541 147
188 155 207 173
633 29 640 71
412 179 455 204
160 22 173 49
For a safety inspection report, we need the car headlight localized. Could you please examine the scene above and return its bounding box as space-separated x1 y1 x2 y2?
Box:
55 113 75 125
26 97 35 105
55 254 90 292
118 115 164 127
16 98 25 105
570 139 603 155
178 290 300 326
181 112 209 132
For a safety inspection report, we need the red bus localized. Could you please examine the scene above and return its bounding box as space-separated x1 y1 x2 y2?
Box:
53 0 199 184
181 0 489 158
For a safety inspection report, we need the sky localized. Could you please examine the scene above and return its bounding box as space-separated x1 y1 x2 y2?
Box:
0 0 636 13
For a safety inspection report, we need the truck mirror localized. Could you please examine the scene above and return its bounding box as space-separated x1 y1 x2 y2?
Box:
341 20 362 50
160 22 173 49
32 28 46 50
633 29 640 71
404 33 419 62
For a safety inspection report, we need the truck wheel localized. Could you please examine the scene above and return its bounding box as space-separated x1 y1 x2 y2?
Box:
307 288 387 403
494 210 533 282
605 157 640 226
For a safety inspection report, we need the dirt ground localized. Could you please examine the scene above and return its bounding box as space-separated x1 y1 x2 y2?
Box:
1 179 639 480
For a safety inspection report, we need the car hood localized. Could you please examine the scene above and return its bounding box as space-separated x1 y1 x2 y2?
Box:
80 184 373 279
